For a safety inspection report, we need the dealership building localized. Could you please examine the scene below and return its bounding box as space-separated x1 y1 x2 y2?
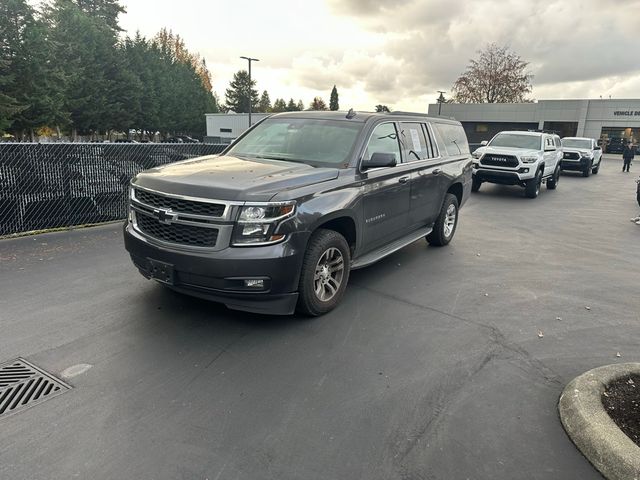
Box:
427 98 640 150
205 99 640 152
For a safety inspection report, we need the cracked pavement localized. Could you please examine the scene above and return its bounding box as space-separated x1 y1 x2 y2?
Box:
0 156 638 479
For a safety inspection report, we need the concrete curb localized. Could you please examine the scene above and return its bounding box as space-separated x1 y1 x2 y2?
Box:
559 363 640 480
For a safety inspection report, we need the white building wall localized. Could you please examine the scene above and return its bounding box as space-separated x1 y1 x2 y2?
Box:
428 99 640 140
205 113 270 139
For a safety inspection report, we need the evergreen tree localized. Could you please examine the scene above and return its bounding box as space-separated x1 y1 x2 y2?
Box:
272 98 287 112
224 70 258 113
49 0 125 135
375 104 391 112
329 85 339 111
286 98 298 111
309 97 328 111
0 59 22 132
258 90 272 113
73 0 124 32
296 99 304 111
1 0 68 138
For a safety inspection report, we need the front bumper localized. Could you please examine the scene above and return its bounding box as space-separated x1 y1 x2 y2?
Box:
124 223 308 315
560 158 590 171
472 166 534 186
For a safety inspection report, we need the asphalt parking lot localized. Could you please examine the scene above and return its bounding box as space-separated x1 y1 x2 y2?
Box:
0 155 638 480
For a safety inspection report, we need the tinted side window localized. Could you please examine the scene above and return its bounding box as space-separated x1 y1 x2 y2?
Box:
433 123 470 156
399 122 429 161
363 123 401 163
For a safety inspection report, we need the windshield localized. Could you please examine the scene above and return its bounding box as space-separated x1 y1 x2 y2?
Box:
489 133 541 150
227 117 362 167
562 138 591 149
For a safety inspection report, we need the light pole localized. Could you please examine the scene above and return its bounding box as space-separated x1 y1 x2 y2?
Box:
240 56 259 127
437 90 446 115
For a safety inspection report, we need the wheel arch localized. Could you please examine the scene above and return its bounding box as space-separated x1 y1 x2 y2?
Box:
309 211 358 255
446 182 464 205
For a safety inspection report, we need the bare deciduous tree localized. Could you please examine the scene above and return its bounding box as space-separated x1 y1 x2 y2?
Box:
452 44 533 103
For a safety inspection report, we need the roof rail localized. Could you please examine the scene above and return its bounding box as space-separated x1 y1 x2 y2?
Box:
389 111 431 117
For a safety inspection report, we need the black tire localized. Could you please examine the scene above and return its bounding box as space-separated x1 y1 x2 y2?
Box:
525 170 542 198
471 177 482 192
582 161 592 177
592 163 600 174
427 193 459 247
297 229 351 316
547 166 560 190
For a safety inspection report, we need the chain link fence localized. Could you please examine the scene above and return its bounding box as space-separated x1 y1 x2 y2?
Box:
0 143 226 237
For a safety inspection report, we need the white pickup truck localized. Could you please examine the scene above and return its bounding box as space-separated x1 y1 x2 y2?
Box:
472 131 562 199
560 137 602 177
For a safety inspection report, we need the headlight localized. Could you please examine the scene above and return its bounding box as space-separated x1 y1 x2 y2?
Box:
472 151 482 159
520 155 538 164
233 202 295 246
580 151 593 158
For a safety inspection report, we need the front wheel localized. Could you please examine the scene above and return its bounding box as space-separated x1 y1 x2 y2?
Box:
471 177 482 192
525 170 542 198
592 162 600 174
427 193 459 246
297 229 351 316
583 161 592 177
547 166 560 189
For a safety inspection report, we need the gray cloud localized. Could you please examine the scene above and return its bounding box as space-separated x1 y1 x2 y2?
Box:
319 0 640 101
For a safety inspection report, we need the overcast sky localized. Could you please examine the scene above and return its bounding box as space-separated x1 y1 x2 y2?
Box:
118 0 640 111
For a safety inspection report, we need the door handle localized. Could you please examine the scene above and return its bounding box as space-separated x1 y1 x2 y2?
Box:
398 176 409 184
432 168 442 175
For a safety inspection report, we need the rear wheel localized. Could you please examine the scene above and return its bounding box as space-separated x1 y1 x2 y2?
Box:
592 162 600 174
427 193 459 246
297 229 350 316
471 177 482 192
547 166 560 189
525 170 542 198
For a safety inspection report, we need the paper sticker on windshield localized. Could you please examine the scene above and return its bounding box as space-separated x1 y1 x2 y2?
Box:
409 129 422 152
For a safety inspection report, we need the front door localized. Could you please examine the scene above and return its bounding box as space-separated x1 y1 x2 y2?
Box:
359 122 411 253
543 135 557 175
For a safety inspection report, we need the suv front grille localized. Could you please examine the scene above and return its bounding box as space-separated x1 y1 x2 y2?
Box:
136 212 219 247
135 188 225 217
563 152 580 160
481 154 519 168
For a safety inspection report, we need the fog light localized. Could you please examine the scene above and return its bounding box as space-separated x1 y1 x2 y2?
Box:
244 279 264 288
524 168 529 173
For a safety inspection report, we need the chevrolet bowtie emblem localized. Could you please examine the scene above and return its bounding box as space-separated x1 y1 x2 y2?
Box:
153 208 176 225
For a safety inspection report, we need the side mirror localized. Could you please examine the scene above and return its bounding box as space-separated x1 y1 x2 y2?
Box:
594 146 601 151
362 152 397 169
480 140 488 146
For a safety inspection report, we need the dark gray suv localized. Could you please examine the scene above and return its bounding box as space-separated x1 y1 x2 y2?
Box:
124 111 472 316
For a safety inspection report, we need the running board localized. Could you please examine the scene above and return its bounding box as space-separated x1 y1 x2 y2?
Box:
351 226 433 270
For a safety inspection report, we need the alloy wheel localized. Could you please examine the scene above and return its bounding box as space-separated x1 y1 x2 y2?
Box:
444 203 457 238
313 247 345 302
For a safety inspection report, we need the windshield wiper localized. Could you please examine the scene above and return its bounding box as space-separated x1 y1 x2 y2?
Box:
252 154 297 162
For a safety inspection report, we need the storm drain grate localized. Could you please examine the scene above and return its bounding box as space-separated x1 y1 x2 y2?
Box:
0 358 70 418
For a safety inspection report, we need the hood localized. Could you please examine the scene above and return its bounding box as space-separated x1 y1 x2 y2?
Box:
133 154 340 202
562 147 591 155
481 146 541 157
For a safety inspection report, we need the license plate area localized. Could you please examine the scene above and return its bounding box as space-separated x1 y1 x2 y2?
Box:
148 258 174 285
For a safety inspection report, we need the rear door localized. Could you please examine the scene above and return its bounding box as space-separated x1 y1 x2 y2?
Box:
359 122 412 253
397 122 443 228
593 138 603 164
